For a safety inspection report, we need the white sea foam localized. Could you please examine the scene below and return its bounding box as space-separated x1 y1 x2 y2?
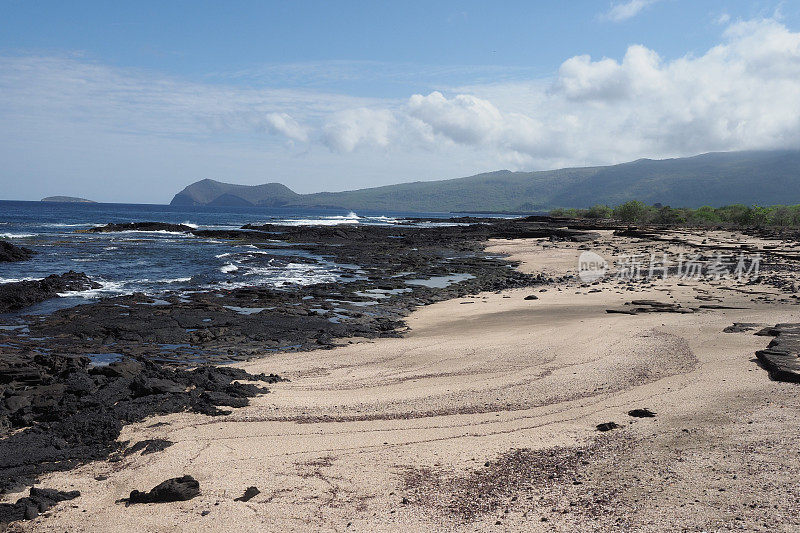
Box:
0 277 37 283
57 280 127 299
181 221 199 229
276 211 362 226
40 223 94 228
0 233 36 238
366 215 399 223
215 252 232 258
116 230 191 236
220 263 238 273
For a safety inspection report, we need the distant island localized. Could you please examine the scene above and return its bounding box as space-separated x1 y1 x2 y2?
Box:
41 196 96 203
170 150 800 212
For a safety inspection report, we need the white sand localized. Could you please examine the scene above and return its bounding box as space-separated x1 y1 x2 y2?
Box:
13 233 800 532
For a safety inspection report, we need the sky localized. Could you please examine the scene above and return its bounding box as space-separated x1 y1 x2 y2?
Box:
1 0 800 203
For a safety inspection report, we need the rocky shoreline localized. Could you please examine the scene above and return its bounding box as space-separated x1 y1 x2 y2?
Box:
4 216 800 528
0 216 600 522
6 217 596 366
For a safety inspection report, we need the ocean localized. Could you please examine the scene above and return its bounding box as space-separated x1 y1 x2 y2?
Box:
0 200 488 314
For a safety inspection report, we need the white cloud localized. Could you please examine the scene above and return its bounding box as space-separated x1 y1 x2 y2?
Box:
389 18 800 168
0 55 375 143
602 0 661 22
264 113 308 142
716 13 731 25
3 17 800 201
321 108 396 152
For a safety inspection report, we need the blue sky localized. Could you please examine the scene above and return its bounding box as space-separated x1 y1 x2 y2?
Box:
1 0 799 202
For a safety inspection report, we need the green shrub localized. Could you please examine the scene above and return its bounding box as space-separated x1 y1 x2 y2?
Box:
612 201 649 223
586 204 613 219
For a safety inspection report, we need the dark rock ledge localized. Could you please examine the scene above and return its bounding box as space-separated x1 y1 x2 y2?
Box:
0 241 35 263
755 323 800 382
0 271 100 313
0 351 283 503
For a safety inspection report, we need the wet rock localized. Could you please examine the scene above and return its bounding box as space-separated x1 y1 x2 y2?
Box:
87 222 195 233
126 475 199 504
0 241 35 263
234 486 260 502
0 271 100 312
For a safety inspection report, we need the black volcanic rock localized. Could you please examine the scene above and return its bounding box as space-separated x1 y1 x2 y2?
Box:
0 352 283 493
126 475 200 504
596 422 619 432
234 486 260 502
0 241 35 263
0 487 80 523
755 323 800 382
87 222 195 233
0 271 101 312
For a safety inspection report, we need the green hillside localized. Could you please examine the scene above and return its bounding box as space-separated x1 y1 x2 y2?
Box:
170 150 800 212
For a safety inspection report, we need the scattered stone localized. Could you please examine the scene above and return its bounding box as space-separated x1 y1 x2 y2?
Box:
524 295 539 300
723 323 761 333
596 422 619 432
0 487 80 524
125 475 200 504
234 486 260 502
607 300 693 315
627 408 656 418
123 439 174 456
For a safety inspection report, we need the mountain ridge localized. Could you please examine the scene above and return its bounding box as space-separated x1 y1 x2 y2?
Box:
170 150 800 211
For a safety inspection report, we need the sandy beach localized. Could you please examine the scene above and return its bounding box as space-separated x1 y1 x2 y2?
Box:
7 231 800 532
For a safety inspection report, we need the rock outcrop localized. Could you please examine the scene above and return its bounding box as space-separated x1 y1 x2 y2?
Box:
0 241 35 263
0 271 100 312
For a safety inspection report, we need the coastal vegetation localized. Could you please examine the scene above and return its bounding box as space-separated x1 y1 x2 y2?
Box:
550 201 800 227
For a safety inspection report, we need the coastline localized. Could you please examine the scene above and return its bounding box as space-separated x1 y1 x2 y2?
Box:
7 230 800 531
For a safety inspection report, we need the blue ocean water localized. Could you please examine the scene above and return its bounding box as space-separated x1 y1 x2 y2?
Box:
0 201 483 310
